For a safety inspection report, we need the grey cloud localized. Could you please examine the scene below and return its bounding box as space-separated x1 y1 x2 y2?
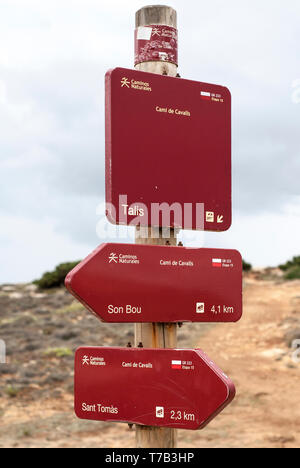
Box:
1 0 300 276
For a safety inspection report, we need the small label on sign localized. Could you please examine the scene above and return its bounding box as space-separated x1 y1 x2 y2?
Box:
196 303 205 314
137 27 152 40
206 211 214 223
156 407 165 418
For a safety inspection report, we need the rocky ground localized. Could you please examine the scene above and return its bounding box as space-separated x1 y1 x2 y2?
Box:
0 271 299 448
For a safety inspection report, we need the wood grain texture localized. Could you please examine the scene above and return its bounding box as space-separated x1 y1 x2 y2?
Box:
136 426 177 449
135 5 177 28
134 5 178 449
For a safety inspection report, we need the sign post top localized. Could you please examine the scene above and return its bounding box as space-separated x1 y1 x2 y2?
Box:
136 5 177 27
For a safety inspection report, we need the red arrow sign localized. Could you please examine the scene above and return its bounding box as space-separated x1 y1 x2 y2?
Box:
105 67 231 231
74 347 235 430
65 243 242 323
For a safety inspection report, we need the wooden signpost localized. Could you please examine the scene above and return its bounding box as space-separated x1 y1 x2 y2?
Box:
134 6 179 449
68 4 241 450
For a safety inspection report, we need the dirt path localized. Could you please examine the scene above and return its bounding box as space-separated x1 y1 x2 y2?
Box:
0 277 299 448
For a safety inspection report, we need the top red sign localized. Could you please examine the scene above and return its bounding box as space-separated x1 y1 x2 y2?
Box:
105 67 231 231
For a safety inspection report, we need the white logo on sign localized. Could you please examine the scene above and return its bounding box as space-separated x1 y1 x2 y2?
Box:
82 356 89 366
156 406 164 418
206 211 214 223
109 253 118 264
121 77 130 88
152 28 161 37
196 303 205 314
217 215 224 223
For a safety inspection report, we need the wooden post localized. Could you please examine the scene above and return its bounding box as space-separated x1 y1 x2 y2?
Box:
134 5 179 449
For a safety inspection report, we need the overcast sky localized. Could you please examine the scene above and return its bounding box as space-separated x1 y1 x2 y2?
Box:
0 0 300 283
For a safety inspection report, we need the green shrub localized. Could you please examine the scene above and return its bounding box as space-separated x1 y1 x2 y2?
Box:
242 260 252 272
5 385 19 398
34 261 80 289
284 265 300 280
44 347 73 358
278 256 300 280
279 256 300 271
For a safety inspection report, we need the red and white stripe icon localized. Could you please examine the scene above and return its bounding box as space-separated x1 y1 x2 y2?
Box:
200 91 211 101
212 258 222 268
171 360 182 369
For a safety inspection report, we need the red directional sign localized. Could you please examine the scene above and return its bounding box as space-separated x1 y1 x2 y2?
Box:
105 67 231 231
74 347 235 430
65 243 242 323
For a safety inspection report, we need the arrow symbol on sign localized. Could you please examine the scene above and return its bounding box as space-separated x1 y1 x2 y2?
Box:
217 215 224 223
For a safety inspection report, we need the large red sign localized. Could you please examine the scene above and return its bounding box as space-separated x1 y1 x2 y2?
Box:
105 67 231 231
65 243 242 323
74 347 235 430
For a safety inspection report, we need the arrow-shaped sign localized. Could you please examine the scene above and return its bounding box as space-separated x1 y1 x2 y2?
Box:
74 347 236 430
65 243 243 323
